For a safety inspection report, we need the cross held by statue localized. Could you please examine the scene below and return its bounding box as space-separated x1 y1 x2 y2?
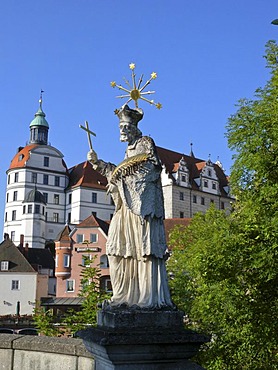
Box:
79 121 96 151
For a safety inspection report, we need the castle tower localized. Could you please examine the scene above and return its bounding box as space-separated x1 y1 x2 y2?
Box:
21 186 47 249
3 95 69 247
55 225 72 296
29 92 49 145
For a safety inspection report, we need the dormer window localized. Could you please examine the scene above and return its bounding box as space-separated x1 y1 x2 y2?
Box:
204 180 208 188
208 169 212 177
1 261 9 271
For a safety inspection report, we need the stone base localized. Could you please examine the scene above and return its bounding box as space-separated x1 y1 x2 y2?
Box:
77 309 209 369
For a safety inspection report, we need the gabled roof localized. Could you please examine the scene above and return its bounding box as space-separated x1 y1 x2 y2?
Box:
0 239 35 273
21 248 55 270
56 225 73 242
67 161 108 190
156 146 229 196
77 214 109 236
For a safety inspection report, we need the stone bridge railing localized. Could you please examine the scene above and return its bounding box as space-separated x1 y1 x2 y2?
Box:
0 334 94 370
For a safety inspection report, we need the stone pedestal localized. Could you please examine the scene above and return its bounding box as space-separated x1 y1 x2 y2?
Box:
77 308 209 369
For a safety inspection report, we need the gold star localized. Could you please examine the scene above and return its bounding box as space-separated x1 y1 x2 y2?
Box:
111 63 162 109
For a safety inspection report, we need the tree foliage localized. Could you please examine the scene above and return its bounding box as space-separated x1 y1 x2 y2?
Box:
63 255 111 334
168 41 278 370
34 256 111 336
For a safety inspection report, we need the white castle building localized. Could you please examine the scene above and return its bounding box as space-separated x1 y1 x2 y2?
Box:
4 98 114 248
3 98 232 249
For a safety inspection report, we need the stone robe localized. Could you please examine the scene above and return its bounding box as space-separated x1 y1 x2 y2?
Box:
94 136 173 308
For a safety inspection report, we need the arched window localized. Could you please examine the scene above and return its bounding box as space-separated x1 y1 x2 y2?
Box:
100 254 109 268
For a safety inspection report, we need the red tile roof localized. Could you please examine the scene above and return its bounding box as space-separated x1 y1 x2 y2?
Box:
156 146 229 196
67 161 108 190
9 144 39 169
77 214 109 235
164 218 191 247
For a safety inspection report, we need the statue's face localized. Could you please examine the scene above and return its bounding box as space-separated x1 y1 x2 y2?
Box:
119 121 136 143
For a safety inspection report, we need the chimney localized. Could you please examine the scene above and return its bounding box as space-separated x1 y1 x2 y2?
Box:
19 234 24 249
24 243 29 256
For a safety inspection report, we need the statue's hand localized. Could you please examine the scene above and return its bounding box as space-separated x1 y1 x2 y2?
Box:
87 149 98 164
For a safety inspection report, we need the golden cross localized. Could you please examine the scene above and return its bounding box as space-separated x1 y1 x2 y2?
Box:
79 121 96 151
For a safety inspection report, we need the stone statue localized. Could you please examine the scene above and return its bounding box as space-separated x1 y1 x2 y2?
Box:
87 104 173 309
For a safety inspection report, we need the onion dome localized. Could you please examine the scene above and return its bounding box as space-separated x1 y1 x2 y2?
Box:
23 188 46 204
29 92 49 145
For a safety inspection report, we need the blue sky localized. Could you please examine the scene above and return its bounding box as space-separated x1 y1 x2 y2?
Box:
0 0 277 237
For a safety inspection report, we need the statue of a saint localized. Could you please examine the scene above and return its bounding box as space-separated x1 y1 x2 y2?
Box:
88 105 173 309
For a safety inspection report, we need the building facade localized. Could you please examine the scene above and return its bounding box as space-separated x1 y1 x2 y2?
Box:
3 98 233 250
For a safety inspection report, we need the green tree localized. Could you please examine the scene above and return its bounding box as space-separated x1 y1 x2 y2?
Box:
168 41 278 370
33 305 62 336
63 255 111 334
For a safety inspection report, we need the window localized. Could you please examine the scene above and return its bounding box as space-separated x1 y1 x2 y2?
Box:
92 192 97 203
193 195 197 203
28 205 32 213
14 172 19 183
35 205 40 214
31 172 37 183
8 175 10 184
68 194 72 204
53 213 59 223
23 205 26 214
55 255 58 268
4 212 7 222
105 279 112 292
13 191 18 201
11 231 15 241
100 254 109 268
44 157 49 167
204 180 208 188
43 192 48 203
212 182 216 190
12 210 16 221
179 192 184 201
63 255 70 268
54 194 59 205
42 206 45 215
43 174 49 185
208 169 212 177
201 197 205 205
82 255 92 267
221 202 225 210
76 234 84 244
6 193 9 203
1 261 9 271
11 280 19 290
45 212 48 221
180 211 184 218
66 280 75 292
67 213 71 223
55 176 60 187
210 199 214 204
90 233 98 243
181 175 186 182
